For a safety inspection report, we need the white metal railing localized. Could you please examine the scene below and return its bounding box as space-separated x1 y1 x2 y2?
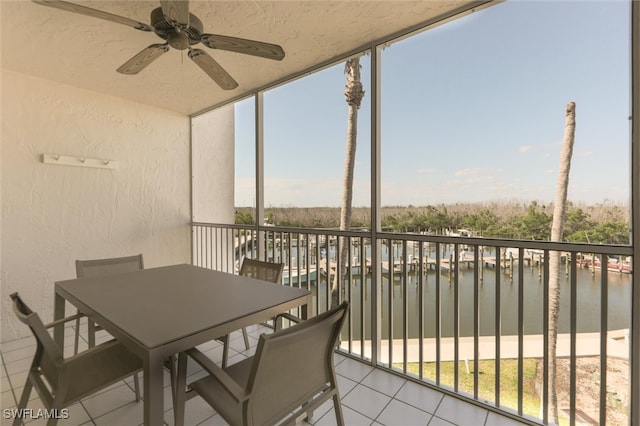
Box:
192 222 634 425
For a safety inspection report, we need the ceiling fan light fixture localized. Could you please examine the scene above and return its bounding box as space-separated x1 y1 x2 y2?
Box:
168 32 190 50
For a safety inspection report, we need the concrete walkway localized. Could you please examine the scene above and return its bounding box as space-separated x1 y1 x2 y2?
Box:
345 330 629 364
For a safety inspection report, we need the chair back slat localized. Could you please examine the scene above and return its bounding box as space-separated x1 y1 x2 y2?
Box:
76 254 144 278
246 302 348 424
10 293 63 386
239 258 284 284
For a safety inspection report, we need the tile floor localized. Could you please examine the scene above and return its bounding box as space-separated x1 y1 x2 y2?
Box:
1 322 530 426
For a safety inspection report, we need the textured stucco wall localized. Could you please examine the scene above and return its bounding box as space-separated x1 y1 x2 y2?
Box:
1 70 192 340
191 104 236 271
192 104 235 224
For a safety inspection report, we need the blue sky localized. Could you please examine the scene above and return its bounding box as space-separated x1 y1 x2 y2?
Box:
235 0 631 208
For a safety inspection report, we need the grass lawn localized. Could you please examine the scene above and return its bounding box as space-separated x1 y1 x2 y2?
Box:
401 359 541 418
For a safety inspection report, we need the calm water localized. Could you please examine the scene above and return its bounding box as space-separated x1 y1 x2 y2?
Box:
308 267 632 340
274 244 632 340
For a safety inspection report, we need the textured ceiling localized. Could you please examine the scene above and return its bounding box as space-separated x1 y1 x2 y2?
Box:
1 1 484 116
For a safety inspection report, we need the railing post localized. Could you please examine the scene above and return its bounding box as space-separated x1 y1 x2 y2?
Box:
630 2 640 425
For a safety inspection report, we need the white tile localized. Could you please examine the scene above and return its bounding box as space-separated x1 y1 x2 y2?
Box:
486 411 528 425
194 412 229 425
0 336 36 354
91 380 135 399
164 396 217 426
333 353 348 366
1 374 13 393
434 396 488 426
92 400 142 425
395 381 444 414
123 371 147 392
337 374 359 398
225 351 250 367
81 382 140 419
93 332 115 345
306 399 335 425
1 345 35 364
227 332 254 353
186 368 211 385
163 382 176 412
341 384 391 420
335 357 373 383
200 344 224 362
4 355 34 377
179 352 214 377
314 405 374 426
360 368 406 397
427 415 455 426
7 370 35 401
376 399 431 426
10 384 41 405
196 340 223 353
2 388 16 410
340 405 376 426
306 386 352 424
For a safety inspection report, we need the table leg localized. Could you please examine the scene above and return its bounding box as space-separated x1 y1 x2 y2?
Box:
53 291 66 349
88 320 96 348
302 294 312 320
144 353 165 426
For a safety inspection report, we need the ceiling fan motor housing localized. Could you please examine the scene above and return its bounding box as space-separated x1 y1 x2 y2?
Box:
150 7 203 50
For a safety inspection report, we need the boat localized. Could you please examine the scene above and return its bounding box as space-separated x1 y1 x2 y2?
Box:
282 268 318 285
446 229 477 238
576 255 632 274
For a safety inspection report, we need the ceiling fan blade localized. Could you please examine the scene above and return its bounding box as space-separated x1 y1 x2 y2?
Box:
32 1 152 32
117 44 170 75
160 0 190 28
201 34 285 61
188 49 238 90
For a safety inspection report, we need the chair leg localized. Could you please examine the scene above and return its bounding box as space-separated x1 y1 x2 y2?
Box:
221 335 229 368
301 400 313 423
332 394 345 426
174 353 188 426
133 372 141 402
165 355 176 407
87 320 96 348
13 380 32 426
73 313 81 355
241 327 250 350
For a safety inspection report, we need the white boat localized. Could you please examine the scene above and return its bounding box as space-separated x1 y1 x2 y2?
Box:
282 268 318 285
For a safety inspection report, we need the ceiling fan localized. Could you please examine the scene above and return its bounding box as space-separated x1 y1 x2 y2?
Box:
32 0 286 90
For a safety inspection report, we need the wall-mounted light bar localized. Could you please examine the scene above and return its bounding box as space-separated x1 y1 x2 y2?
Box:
42 154 118 170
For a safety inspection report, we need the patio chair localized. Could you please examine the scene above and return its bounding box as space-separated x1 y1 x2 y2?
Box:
174 301 349 426
72 254 144 399
9 292 143 426
73 254 144 353
219 258 284 367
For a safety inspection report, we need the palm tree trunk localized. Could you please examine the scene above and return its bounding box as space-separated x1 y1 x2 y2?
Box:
548 101 576 423
331 57 364 308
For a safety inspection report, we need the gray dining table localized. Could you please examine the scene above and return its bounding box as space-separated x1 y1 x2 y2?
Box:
53 263 311 425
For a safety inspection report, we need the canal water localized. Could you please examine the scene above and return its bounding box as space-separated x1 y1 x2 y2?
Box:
273 243 632 340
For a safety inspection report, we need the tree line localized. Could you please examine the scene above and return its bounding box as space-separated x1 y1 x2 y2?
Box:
235 200 630 245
